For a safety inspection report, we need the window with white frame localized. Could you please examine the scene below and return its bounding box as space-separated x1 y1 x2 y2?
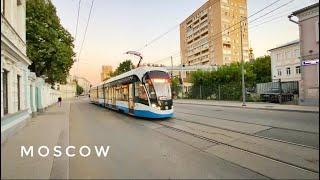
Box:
277 69 282 76
296 66 301 74
286 67 291 76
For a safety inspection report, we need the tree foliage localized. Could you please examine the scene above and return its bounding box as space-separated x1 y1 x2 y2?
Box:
76 84 84 95
26 0 75 85
112 60 134 76
171 77 182 97
189 56 271 100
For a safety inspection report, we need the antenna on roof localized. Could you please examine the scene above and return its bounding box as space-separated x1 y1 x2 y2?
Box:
125 51 143 68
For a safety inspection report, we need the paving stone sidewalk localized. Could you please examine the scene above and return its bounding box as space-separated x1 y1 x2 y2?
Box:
1 101 70 179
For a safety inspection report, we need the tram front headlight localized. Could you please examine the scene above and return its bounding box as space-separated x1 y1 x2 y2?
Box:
151 104 156 108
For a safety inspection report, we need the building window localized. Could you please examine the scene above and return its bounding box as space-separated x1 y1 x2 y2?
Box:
296 66 301 74
3 69 9 115
286 67 291 76
277 69 282 76
17 75 21 111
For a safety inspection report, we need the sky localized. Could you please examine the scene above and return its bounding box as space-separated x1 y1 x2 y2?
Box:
51 0 318 85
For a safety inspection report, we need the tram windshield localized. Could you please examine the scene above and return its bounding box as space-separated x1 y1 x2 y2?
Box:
144 71 171 100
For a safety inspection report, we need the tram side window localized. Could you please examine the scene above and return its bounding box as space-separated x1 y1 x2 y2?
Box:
122 85 129 101
98 87 104 99
134 82 149 105
104 87 108 100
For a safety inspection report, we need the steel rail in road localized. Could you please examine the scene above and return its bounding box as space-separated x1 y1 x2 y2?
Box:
173 114 319 150
153 120 319 174
175 110 319 135
88 102 319 174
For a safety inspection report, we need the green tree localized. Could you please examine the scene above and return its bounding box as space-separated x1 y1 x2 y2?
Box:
76 84 84 95
112 60 134 76
250 55 271 83
26 0 75 85
171 77 182 98
188 56 272 100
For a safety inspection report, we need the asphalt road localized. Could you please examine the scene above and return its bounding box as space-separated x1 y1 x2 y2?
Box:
68 99 267 179
174 103 319 148
68 98 319 178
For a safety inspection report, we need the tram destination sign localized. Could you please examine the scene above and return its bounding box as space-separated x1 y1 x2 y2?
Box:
302 59 319 66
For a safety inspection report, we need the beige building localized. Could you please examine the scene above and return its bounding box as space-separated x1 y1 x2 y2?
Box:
180 0 249 66
100 65 113 82
57 76 76 100
73 76 91 95
289 3 319 106
269 40 301 82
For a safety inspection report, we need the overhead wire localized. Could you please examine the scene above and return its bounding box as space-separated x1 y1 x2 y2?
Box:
76 0 95 76
149 0 297 65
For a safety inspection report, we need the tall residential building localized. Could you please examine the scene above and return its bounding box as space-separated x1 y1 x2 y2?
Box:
180 0 249 66
100 65 113 81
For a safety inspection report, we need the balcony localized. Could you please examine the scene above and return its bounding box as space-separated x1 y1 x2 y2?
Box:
1 14 26 55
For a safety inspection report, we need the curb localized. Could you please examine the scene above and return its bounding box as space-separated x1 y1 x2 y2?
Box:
173 102 319 113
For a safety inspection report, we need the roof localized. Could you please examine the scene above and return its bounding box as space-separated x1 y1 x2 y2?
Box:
292 3 319 15
94 66 168 87
268 39 300 51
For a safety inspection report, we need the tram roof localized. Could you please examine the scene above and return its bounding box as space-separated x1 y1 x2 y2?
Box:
94 66 168 88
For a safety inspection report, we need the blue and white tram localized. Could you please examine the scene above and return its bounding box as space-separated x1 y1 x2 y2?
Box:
89 67 173 119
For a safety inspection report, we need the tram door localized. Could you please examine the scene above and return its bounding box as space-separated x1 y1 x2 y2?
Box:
128 83 134 113
112 87 116 108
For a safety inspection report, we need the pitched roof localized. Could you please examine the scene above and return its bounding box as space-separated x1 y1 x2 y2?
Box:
268 39 300 51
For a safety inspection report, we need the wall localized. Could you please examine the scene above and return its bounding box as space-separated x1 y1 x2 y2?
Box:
296 4 319 106
270 42 301 82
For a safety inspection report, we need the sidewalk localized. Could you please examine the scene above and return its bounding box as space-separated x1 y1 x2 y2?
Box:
173 99 319 113
1 101 70 179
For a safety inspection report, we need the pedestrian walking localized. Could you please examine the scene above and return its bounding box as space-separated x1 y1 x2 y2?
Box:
58 97 62 107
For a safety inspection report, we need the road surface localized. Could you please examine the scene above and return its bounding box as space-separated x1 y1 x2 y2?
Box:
64 98 318 179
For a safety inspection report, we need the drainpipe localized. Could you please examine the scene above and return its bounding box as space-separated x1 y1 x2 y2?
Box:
288 14 299 24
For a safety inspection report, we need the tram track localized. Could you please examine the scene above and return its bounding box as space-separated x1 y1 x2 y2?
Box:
175 110 319 135
153 120 319 174
172 114 319 150
91 103 319 175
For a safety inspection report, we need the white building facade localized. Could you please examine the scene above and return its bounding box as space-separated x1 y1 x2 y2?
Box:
1 0 32 140
269 40 301 82
1 0 62 143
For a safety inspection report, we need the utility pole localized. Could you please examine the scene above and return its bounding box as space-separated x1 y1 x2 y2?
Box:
170 56 174 98
240 17 246 107
170 56 173 78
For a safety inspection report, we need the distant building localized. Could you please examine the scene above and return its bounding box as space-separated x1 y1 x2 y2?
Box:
57 76 76 99
289 3 319 106
269 40 301 82
180 0 249 66
248 47 255 61
73 76 91 95
100 65 113 82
